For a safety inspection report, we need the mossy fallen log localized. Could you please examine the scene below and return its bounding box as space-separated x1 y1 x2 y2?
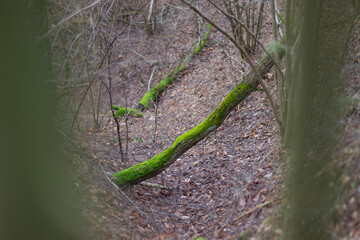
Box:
135 63 187 110
112 105 143 117
112 45 285 187
112 24 212 115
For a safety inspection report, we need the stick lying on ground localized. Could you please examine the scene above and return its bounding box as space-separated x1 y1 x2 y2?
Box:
112 105 143 117
112 43 285 187
112 24 212 117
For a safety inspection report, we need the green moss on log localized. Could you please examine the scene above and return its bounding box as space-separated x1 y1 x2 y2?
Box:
112 35 284 188
137 25 212 110
138 75 175 109
194 24 212 54
113 148 175 185
112 105 143 117
112 26 212 114
112 82 253 187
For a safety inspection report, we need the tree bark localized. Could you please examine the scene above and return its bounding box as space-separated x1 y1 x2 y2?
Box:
112 45 284 187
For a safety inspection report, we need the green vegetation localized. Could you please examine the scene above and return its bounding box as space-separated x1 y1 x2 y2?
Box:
112 106 143 117
111 25 212 114
112 43 279 187
194 24 212 54
112 82 253 187
136 24 212 111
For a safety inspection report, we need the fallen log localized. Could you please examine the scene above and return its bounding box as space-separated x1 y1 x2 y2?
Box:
112 24 212 116
113 42 285 187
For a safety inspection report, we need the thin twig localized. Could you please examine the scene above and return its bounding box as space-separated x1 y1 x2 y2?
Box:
196 16 203 48
140 181 170 190
100 77 124 157
123 84 129 160
148 0 155 23
103 0 115 17
217 200 274 236
273 0 284 38
148 66 158 91
223 49 245 68
163 2 189 10
207 0 285 80
70 0 151 132
59 33 81 80
51 0 75 49
65 0 150 131
61 17 103 123
39 0 102 40
153 102 158 142
97 161 145 215
130 49 158 64
106 34 124 156
180 0 283 127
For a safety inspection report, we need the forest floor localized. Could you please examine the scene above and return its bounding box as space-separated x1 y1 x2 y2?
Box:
64 2 360 240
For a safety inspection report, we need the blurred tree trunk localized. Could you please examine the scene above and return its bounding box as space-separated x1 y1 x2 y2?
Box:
0 1 86 240
283 0 359 239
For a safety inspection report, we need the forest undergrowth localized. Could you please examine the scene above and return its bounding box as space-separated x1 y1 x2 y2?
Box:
57 1 360 239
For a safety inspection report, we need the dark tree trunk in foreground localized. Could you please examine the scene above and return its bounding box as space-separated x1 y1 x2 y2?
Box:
112 45 284 187
284 1 359 239
1 1 84 240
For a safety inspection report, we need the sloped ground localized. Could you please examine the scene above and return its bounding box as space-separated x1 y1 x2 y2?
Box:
331 20 360 240
66 2 359 240
255 19 360 240
71 2 286 239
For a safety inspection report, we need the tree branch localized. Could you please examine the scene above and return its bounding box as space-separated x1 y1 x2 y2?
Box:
39 0 102 40
112 44 284 187
207 0 285 80
179 0 282 126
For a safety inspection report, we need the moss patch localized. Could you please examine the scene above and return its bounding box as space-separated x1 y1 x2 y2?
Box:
113 82 253 187
194 24 212 54
112 38 282 187
112 147 175 185
112 105 143 117
138 25 212 110
113 25 213 115
138 75 175 109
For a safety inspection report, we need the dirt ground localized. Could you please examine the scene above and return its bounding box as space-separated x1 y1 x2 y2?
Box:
63 2 360 240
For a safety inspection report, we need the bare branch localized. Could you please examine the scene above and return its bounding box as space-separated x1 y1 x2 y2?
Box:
100 76 124 157
217 199 276 236
179 0 282 126
148 66 158 91
207 0 284 80
148 0 155 22
39 0 101 40
97 161 145 214
140 181 170 190
69 0 152 132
